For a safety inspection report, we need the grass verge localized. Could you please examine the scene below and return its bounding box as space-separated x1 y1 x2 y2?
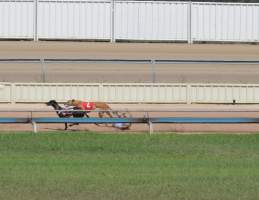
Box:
0 132 259 200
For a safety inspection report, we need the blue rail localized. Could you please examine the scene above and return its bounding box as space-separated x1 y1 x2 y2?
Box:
30 117 259 124
32 117 146 123
0 118 30 123
1 117 259 133
1 117 259 124
149 117 259 123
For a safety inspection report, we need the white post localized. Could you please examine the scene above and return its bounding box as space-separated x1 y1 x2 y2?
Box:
32 121 38 133
98 83 104 101
187 1 193 44
110 0 115 42
151 60 156 83
10 83 16 104
145 112 153 135
40 58 46 82
33 0 38 41
148 120 153 135
186 84 192 104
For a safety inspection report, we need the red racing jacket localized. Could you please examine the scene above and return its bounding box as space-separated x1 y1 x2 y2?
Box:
81 102 95 111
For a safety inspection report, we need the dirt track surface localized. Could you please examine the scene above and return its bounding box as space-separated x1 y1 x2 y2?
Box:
1 103 259 133
0 41 259 83
1 42 259 59
1 42 259 133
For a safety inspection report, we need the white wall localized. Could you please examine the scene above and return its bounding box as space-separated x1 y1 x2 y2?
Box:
38 0 111 40
0 0 34 39
1 82 259 104
191 2 259 42
190 84 259 103
0 1 259 43
115 1 188 41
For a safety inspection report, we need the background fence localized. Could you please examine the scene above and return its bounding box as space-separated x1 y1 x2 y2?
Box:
0 0 259 43
1 82 259 104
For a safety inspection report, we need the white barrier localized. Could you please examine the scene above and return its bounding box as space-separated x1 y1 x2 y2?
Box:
1 82 259 104
0 1 259 43
38 0 111 40
191 2 259 43
115 1 188 41
0 0 34 39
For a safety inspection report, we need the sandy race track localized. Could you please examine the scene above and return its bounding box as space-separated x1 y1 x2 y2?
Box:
0 42 259 83
1 103 259 133
1 42 259 133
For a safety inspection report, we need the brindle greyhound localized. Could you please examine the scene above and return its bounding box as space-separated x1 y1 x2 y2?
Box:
46 100 88 130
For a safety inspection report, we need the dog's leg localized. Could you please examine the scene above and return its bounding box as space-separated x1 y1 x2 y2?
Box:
95 111 104 126
65 123 68 130
112 111 119 117
105 110 113 118
69 122 79 127
98 111 104 118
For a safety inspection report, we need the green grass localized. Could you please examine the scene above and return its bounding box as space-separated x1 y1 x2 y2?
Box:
0 132 259 200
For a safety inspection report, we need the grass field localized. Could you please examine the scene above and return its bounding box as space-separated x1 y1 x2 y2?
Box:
0 132 259 200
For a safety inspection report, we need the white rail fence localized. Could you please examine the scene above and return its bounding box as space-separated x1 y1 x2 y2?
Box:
1 82 259 104
0 1 259 43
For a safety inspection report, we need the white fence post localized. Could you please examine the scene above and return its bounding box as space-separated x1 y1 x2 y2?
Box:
148 120 153 135
98 83 104 101
186 84 192 104
187 1 193 44
40 58 46 82
32 121 38 133
151 60 156 83
34 0 38 41
110 0 115 42
10 83 16 104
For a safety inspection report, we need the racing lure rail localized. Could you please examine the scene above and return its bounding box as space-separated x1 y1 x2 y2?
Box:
1 116 259 134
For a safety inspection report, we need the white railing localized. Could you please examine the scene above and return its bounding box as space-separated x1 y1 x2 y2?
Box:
0 1 259 43
1 82 259 104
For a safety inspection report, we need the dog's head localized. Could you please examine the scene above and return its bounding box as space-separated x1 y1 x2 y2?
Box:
46 100 56 106
65 99 81 106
